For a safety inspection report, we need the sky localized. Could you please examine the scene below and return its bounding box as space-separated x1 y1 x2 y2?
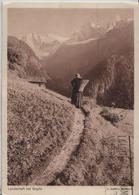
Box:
8 8 134 38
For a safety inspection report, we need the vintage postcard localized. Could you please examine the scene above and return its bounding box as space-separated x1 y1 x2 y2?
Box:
2 2 139 195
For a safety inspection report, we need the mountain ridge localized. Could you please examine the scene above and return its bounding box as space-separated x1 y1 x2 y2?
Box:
21 32 68 59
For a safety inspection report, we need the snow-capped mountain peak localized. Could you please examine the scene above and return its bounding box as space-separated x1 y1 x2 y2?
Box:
22 32 68 45
20 32 68 59
68 21 106 43
90 22 97 28
106 22 116 32
115 15 122 22
106 16 133 32
90 22 101 29
47 33 68 43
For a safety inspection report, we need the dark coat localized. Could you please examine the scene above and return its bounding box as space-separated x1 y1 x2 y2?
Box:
71 78 82 108
71 78 82 92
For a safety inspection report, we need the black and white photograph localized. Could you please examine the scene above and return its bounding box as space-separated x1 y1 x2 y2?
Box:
7 6 134 186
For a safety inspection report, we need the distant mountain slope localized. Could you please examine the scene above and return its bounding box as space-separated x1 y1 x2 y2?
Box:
85 52 134 109
42 20 134 108
8 36 49 81
44 20 133 80
68 17 132 43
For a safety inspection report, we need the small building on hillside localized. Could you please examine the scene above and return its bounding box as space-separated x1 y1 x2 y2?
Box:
28 77 47 88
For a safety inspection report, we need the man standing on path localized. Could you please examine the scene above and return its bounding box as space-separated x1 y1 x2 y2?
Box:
71 73 83 108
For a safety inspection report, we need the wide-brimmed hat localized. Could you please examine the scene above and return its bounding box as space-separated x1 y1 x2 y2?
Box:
75 73 82 78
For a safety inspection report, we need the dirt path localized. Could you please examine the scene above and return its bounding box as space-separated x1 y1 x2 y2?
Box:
30 109 85 185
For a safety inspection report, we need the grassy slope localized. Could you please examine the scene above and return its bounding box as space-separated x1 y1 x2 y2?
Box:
8 78 75 185
51 100 134 186
7 77 134 186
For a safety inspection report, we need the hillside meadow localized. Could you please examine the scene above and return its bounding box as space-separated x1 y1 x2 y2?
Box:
7 77 134 186
50 100 134 186
8 77 75 185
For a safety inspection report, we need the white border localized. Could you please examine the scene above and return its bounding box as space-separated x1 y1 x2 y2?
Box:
2 2 139 195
